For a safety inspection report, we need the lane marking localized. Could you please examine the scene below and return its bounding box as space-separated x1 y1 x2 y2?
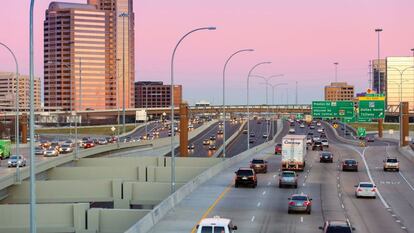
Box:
267 181 271 186
384 142 414 193
348 145 390 209
190 183 232 233
262 191 266 195
300 216 303 223
251 216 255 222
257 202 261 207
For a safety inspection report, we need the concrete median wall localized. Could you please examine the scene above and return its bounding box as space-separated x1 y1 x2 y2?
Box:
323 121 360 146
146 166 208 183
124 119 284 233
212 120 247 158
0 203 89 233
87 208 150 233
124 182 184 206
76 157 161 167
48 167 141 181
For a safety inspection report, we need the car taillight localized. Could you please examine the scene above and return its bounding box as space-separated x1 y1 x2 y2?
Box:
357 188 362 192
289 201 296 206
304 201 311 206
371 188 376 192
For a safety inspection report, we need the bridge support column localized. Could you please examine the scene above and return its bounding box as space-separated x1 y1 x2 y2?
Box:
21 113 28 144
378 118 383 138
401 102 409 147
179 103 189 157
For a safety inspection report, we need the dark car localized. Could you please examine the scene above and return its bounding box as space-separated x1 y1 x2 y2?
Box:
250 159 268 173
319 220 355 233
235 168 257 188
249 138 256 144
342 159 358 171
217 129 224 135
250 132 256 137
320 152 333 163
307 131 314 136
312 140 323 151
209 135 216 141
275 143 282 154
366 136 375 142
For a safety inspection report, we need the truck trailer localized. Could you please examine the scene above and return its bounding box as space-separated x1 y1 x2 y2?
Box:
281 135 307 171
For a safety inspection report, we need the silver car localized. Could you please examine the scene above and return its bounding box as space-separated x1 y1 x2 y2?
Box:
44 148 59 157
35 146 46 156
288 194 312 214
279 171 298 188
8 155 27 167
60 144 73 153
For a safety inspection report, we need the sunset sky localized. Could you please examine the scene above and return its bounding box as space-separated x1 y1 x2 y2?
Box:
0 0 413 105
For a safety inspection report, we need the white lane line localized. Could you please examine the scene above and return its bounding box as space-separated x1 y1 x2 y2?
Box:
251 216 255 222
348 146 390 209
267 181 271 186
398 172 414 191
303 183 306 187
300 216 304 223
262 191 266 195
273 174 277 178
257 202 261 207
341 204 345 209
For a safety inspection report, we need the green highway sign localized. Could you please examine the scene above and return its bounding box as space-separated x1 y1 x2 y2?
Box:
358 96 385 119
357 127 366 137
357 117 372 123
296 113 303 119
312 101 354 118
343 116 356 123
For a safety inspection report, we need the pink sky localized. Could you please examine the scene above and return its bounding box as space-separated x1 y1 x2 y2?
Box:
0 0 413 105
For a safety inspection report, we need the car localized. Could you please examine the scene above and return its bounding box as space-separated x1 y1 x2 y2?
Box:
44 148 59 157
289 128 295 134
275 143 282 154
257 120 262 124
105 137 114 143
307 131 314 136
312 140 323 151
188 143 195 150
60 144 73 153
210 135 216 141
320 152 333 163
262 133 268 138
316 122 322 126
342 159 358 171
383 157 399 171
40 140 51 148
317 128 324 133
279 171 298 188
312 136 321 142
242 129 248 134
7 155 27 167
320 132 327 138
321 139 329 147
355 182 376 198
208 144 217 150
300 124 305 128
203 139 210 145
319 220 355 233
306 137 313 146
50 142 62 152
35 146 46 156
288 194 312 214
249 132 255 137
290 122 295 127
309 125 315 129
196 216 238 233
167 131 172 137
250 159 268 173
84 140 95 149
217 129 224 135
235 168 257 188
249 138 256 144
366 136 375 142
97 138 108 145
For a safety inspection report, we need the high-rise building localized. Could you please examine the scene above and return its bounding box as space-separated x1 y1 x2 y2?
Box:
386 56 414 110
0 72 41 111
372 59 386 94
134 81 182 108
88 0 135 109
44 0 135 111
324 82 354 101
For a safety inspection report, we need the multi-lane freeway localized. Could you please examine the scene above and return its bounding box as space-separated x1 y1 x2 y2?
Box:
149 119 414 233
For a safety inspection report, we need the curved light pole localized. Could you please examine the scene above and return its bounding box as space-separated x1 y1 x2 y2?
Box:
170 27 216 193
250 74 284 141
222 49 254 159
0 43 19 156
246 62 272 149
29 1 36 232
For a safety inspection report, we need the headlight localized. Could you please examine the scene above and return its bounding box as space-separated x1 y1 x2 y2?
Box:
8 161 11 164
17 161 22 164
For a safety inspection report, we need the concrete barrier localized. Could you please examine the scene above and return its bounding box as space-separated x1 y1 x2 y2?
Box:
123 182 185 206
87 208 150 233
323 121 359 146
48 166 141 181
123 119 284 233
146 166 209 183
212 121 247 158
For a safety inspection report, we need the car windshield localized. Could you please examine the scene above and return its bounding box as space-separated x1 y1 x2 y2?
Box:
237 170 253 176
276 144 282 147
345 160 357 164
200 226 212 233
292 196 308 201
387 158 398 163
322 140 328 142
360 183 374 188
252 159 264 164
326 226 352 233
282 172 295 177
321 152 331 156
10 155 20 160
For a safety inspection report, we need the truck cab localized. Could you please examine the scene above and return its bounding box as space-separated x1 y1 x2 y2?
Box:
196 216 238 233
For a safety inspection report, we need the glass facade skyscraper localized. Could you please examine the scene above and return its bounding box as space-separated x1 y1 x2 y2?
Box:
386 57 414 111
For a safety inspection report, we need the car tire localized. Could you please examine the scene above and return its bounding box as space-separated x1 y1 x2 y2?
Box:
294 184 298 189
383 168 387 172
396 169 399 172
355 194 359 198
288 210 292 214
279 184 282 188
307 209 311 215
373 196 376 199
235 183 239 188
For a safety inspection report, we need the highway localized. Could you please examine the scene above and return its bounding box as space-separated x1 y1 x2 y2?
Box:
148 119 414 233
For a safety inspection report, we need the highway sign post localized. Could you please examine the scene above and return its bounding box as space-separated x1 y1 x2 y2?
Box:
312 101 354 118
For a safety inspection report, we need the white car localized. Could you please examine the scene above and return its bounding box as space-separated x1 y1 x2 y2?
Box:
316 122 321 126
317 128 324 133
300 124 305 128
321 139 329 147
262 133 269 138
196 216 238 233
289 128 295 134
355 182 376 198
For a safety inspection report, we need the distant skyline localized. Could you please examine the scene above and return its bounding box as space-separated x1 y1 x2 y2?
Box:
0 0 413 105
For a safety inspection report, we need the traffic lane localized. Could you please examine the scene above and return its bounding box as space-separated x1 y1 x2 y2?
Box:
325 128 407 232
362 143 414 232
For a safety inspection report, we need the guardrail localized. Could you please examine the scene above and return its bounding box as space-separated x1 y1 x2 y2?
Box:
124 119 283 233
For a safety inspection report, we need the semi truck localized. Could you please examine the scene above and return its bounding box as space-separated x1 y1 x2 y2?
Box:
281 135 307 171
0 140 11 160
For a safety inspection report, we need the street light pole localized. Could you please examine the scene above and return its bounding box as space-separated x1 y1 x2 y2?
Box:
222 49 254 159
170 27 216 194
0 43 19 156
375 28 383 94
246 62 272 150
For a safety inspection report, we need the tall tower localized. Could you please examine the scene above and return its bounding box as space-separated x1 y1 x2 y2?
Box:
89 0 135 108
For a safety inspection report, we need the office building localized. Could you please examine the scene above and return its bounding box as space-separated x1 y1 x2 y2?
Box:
324 82 354 101
134 81 182 108
44 0 135 111
386 56 414 110
372 59 386 94
0 72 41 111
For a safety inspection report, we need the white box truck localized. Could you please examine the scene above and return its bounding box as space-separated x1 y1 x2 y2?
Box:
281 135 307 171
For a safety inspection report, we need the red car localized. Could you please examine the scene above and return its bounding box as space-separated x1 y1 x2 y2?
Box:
84 140 95 149
275 143 282 154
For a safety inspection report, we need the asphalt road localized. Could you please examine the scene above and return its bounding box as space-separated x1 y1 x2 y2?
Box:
149 119 414 233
